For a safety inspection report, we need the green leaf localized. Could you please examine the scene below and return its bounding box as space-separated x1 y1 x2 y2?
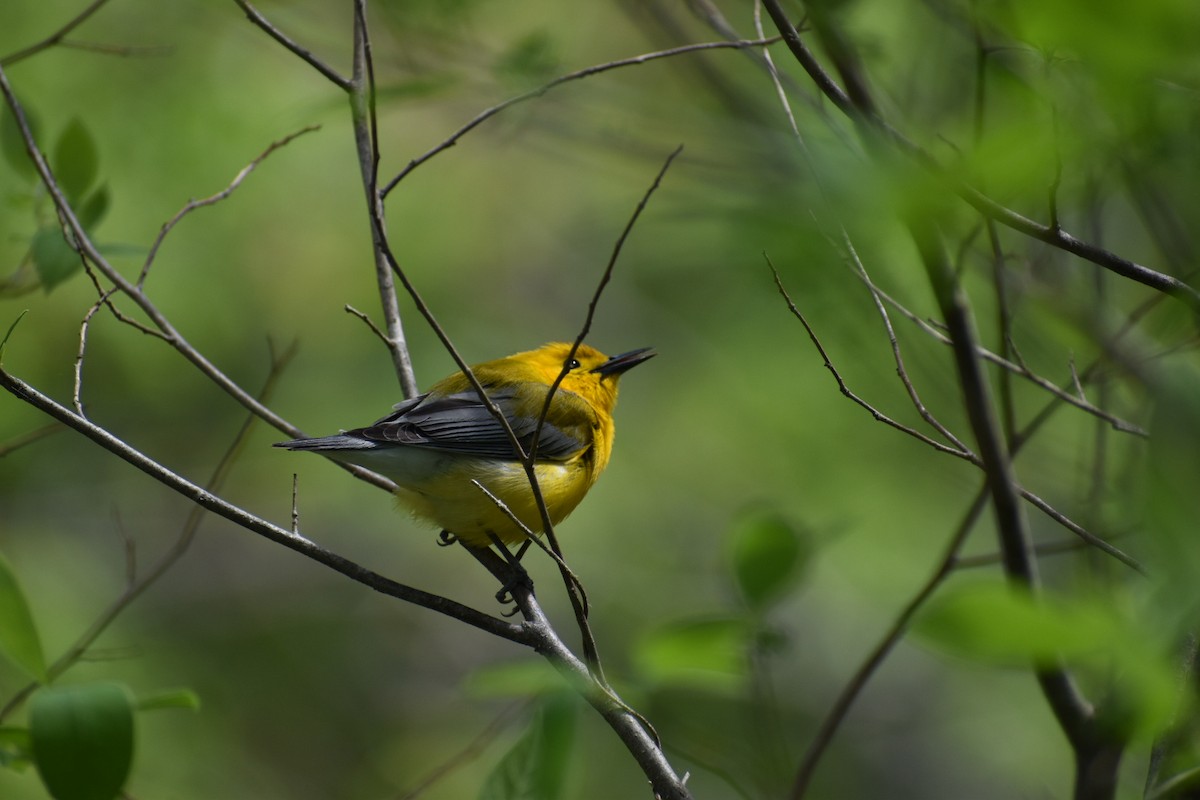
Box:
728 510 812 611
31 683 135 800
1 103 40 181
135 688 201 713
915 582 1086 663
0 726 33 771
0 550 46 682
479 692 577 800
53 119 99 201
31 227 82 292
632 618 750 691
915 583 1178 738
78 184 110 231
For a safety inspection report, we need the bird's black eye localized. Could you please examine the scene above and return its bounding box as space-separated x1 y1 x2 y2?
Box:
566 358 581 370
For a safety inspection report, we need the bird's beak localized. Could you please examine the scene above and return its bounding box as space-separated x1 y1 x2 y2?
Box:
591 347 656 376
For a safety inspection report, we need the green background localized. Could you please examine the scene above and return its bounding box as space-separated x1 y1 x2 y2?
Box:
2 1 1195 798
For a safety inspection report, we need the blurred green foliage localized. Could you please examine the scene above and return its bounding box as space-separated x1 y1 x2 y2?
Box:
0 0 1197 798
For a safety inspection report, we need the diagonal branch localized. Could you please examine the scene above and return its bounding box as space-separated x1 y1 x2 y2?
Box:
350 1 418 396
758 0 1200 314
1 342 297 722
231 0 352 91
380 37 778 198
0 0 113 66
0 63 392 492
0 366 527 644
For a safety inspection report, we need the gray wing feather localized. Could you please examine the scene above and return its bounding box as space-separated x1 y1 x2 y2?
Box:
353 387 586 461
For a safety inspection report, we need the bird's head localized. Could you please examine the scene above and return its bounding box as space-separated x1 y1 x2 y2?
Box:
523 342 655 414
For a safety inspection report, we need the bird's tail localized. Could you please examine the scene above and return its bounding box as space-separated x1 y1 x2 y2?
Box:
274 434 376 451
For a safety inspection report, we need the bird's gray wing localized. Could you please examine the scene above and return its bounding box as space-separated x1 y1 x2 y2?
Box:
352 386 589 462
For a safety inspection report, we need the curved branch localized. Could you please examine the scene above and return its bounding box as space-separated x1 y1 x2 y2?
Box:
231 0 352 91
380 37 779 198
0 367 527 645
0 0 113 66
758 0 1200 314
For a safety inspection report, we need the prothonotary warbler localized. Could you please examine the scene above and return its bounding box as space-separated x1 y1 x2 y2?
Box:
275 342 654 548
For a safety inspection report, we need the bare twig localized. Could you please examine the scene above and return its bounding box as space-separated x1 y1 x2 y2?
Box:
290 474 300 535
344 304 391 348
790 485 989 798
231 0 352 91
1 342 296 721
74 287 118 414
381 38 777 197
0 66 393 491
140 125 321 288
0 366 526 644
840 232 971 453
350 1 418 397
524 146 681 685
469 479 579 584
53 40 173 58
0 0 113 66
758 0 1200 314
910 220 1104 773
859 276 1147 437
0 423 61 457
394 700 532 800
775 252 1143 573
770 257 975 460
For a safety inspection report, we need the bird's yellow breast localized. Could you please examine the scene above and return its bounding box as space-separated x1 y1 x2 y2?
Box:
393 448 599 547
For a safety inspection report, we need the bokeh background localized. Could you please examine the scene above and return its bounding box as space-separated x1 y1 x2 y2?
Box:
2 1 1197 798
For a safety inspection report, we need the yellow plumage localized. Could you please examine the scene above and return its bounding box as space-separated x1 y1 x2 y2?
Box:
276 342 653 547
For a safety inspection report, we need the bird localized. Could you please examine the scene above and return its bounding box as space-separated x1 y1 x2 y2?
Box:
275 342 654 549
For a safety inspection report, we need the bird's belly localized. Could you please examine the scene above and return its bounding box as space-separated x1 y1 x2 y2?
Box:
376 452 591 547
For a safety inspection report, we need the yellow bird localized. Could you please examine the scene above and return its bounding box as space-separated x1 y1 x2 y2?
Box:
276 342 654 548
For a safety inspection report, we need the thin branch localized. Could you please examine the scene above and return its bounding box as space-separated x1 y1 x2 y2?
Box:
840 232 971 453
1017 485 1144 574
790 484 989 798
53 40 174 58
0 0 113 66
770 257 975 460
380 37 778 197
139 125 321 288
909 220 1097 748
394 700 532 800
0 65 393 491
74 286 118 414
791 284 1153 791
775 252 1143 572
469 479 580 584
758 0 1200 314
523 145 681 687
231 0 352 91
531 144 683 461
0 366 527 645
0 342 297 722
77 257 167 342
350 1 418 397
344 304 391 348
0 423 62 457
460 545 689 800
860 276 1147 437
954 537 1100 569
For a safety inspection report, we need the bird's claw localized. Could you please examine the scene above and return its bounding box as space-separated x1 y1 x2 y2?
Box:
437 530 458 547
494 564 534 605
